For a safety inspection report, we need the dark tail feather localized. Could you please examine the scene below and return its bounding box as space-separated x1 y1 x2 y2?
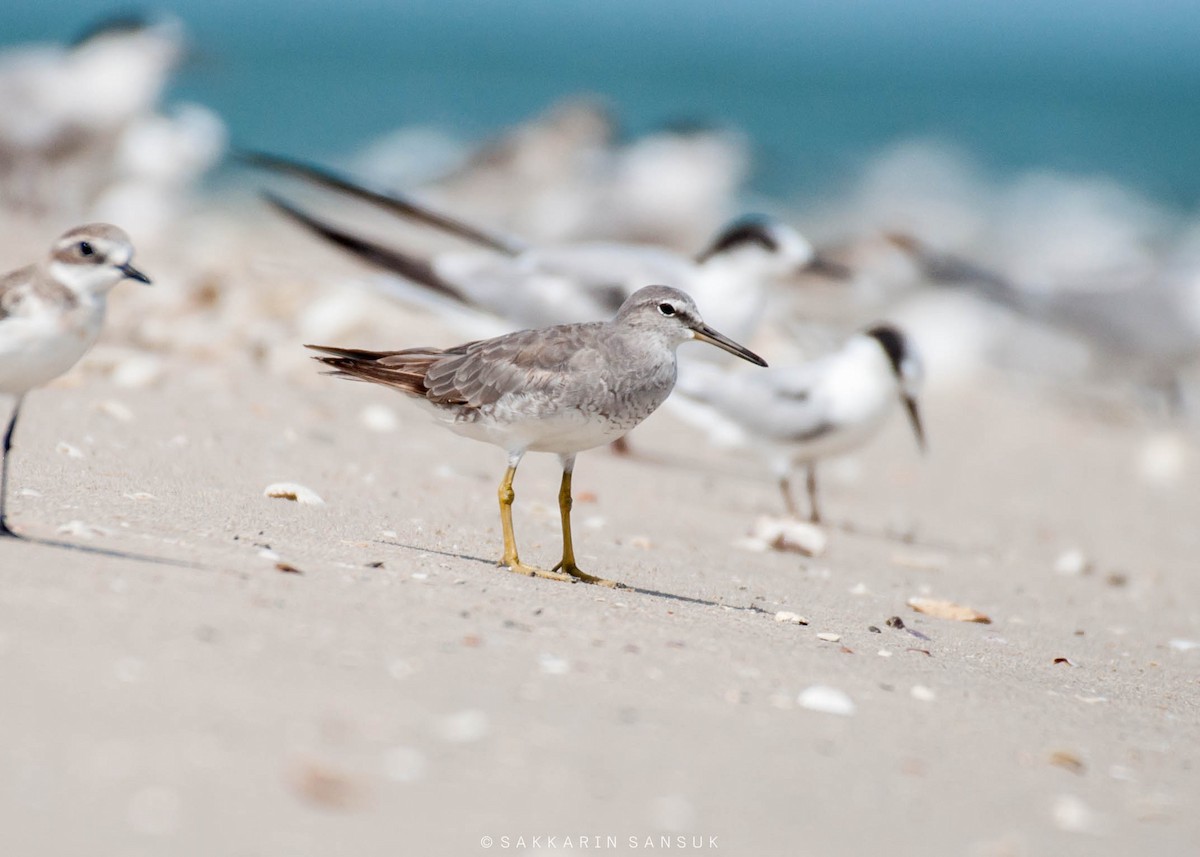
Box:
242 150 523 256
263 191 474 304
304 343 403 361
310 356 429 397
307 345 443 398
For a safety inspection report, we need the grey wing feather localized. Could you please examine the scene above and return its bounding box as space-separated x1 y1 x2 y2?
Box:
424 323 603 408
677 360 834 442
0 266 36 320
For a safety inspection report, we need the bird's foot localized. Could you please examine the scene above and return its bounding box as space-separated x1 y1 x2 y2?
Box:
500 559 576 584
551 561 624 588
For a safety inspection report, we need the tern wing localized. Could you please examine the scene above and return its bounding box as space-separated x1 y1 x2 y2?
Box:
263 192 474 305
431 242 697 327
244 150 526 255
675 359 836 444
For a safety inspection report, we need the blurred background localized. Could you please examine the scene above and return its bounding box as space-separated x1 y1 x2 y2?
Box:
7 0 1200 203
4 0 1200 420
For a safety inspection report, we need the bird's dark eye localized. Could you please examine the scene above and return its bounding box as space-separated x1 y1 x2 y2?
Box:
657 302 676 317
78 242 94 257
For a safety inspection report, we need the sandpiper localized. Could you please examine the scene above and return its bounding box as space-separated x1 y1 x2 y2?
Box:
0 223 151 537
309 285 767 586
675 324 925 523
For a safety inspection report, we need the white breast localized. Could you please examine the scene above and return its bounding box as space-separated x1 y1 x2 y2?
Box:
0 297 105 394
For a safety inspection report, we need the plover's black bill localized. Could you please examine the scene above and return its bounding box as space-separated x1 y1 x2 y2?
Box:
118 263 151 284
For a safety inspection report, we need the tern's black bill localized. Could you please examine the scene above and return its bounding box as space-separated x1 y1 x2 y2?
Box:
119 264 152 285
904 395 926 452
802 253 853 280
691 324 768 367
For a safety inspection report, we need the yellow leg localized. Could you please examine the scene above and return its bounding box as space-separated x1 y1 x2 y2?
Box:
497 463 572 583
550 464 622 588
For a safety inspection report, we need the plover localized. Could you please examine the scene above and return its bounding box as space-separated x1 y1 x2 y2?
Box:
0 223 151 537
308 285 767 586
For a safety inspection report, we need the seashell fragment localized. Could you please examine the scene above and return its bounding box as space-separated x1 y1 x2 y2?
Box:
263 483 325 506
797 685 856 716
907 596 991 624
774 611 809 625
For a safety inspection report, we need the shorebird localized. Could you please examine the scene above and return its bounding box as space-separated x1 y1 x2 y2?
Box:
246 152 849 346
309 285 767 586
888 232 1200 408
675 324 925 523
427 99 751 248
0 15 184 211
0 224 151 537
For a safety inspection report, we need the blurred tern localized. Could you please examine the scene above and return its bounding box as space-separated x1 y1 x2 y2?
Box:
246 152 850 347
308 286 767 587
410 99 748 248
675 324 925 522
889 232 1200 404
0 224 151 537
426 97 617 243
0 15 185 210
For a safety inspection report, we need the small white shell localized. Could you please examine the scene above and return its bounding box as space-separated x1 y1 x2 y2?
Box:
538 653 570 675
56 520 111 538
1054 548 1090 576
436 709 490 744
97 400 134 422
748 516 828 556
112 355 165 389
263 483 325 506
797 685 856 716
1137 431 1187 486
774 611 809 625
910 684 936 702
1052 794 1102 834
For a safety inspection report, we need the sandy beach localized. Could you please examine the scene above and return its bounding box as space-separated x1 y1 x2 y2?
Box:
0 214 1197 856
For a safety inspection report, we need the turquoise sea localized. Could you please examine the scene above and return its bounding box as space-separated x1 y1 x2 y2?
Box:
5 0 1200 208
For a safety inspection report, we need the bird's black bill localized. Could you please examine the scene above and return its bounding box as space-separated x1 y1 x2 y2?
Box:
692 325 768 367
904 395 926 452
119 264 152 285
802 253 853 280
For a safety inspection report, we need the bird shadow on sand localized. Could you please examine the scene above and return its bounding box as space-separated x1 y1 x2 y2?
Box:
376 538 761 611
0 531 210 571
605 444 990 556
